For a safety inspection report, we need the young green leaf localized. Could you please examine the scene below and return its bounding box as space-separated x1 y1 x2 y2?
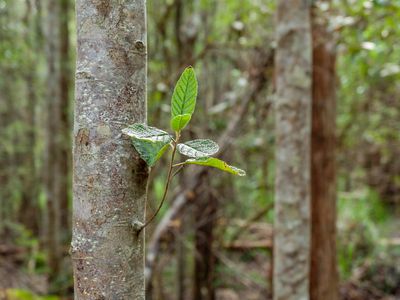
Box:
184 157 246 176
177 139 219 158
171 114 191 132
131 139 170 167
171 67 198 125
122 123 172 143
122 123 173 166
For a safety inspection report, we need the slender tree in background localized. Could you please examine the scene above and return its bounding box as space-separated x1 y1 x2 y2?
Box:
310 3 339 299
45 0 62 279
18 0 41 235
193 174 217 300
0 0 44 239
59 0 72 239
43 0 71 280
0 0 17 232
71 1 148 298
273 0 312 299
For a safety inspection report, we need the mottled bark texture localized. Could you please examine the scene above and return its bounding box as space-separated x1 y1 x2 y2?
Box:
310 5 339 300
273 0 312 299
71 1 148 299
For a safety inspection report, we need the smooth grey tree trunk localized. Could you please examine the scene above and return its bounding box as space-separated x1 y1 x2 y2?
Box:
273 0 312 299
71 1 148 299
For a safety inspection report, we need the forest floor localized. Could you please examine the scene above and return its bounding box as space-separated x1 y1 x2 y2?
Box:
0 219 399 299
0 245 48 296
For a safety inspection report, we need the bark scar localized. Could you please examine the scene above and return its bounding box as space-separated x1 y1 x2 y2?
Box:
92 0 111 19
76 128 90 147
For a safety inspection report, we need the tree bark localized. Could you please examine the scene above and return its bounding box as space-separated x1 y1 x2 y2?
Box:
310 5 339 300
273 0 312 299
71 1 148 299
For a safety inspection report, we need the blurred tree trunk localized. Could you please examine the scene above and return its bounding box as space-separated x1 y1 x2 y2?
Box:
310 4 339 300
0 80 15 237
0 1 21 236
193 174 216 300
45 0 62 279
71 1 148 298
177 219 186 300
59 0 71 238
18 0 40 235
44 0 72 281
19 75 39 234
273 0 312 299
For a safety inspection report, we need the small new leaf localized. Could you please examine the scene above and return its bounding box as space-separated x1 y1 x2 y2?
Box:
184 157 246 176
177 139 219 158
171 67 198 122
122 123 172 143
171 114 191 132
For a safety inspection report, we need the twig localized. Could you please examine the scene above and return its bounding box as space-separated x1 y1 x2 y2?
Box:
137 132 180 233
225 240 273 250
172 165 184 178
172 162 186 168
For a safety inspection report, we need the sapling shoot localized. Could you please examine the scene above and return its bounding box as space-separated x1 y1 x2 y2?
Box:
122 67 245 233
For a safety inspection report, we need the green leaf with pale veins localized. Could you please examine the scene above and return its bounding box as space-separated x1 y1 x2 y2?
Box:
131 139 170 167
171 114 191 131
122 123 172 143
171 67 198 123
177 139 219 158
122 123 172 166
184 157 246 176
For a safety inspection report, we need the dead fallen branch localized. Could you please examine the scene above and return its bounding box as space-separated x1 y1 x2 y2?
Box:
225 239 273 250
229 204 273 243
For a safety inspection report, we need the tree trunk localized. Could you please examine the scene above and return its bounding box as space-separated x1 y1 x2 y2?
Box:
44 1 71 277
71 1 148 299
59 0 72 241
45 0 62 279
310 5 339 300
193 174 216 300
273 0 312 299
19 72 39 235
19 0 40 235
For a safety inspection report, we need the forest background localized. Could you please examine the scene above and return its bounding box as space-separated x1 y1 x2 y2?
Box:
0 0 399 299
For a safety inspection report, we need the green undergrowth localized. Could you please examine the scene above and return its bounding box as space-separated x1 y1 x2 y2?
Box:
338 188 391 279
2 289 58 300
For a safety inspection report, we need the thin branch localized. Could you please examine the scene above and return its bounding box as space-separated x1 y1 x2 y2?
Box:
172 162 186 168
172 165 184 178
138 132 180 233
